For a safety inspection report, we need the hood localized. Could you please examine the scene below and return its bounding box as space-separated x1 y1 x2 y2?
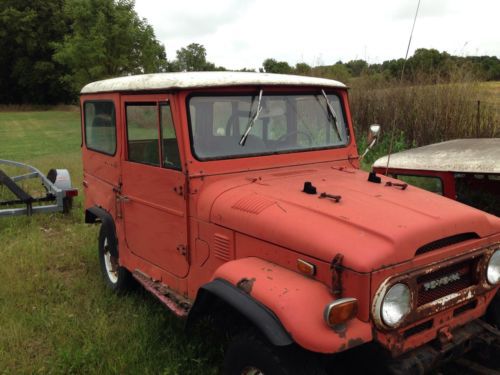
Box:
200 166 500 272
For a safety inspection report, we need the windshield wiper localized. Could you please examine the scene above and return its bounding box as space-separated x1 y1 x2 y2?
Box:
239 89 263 146
321 89 343 141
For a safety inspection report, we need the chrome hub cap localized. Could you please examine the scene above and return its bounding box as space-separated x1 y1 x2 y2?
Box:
103 237 118 283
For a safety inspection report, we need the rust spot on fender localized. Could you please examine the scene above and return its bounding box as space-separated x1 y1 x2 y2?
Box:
332 323 347 338
236 277 256 294
347 338 365 349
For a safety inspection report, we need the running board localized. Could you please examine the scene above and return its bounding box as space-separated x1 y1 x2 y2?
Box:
132 270 192 317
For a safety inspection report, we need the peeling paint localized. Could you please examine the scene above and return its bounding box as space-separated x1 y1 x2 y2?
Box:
236 277 256 294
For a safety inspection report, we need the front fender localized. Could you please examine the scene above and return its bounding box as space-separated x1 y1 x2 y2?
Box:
213 257 373 354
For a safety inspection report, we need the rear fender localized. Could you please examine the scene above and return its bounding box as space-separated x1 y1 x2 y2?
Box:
211 257 372 354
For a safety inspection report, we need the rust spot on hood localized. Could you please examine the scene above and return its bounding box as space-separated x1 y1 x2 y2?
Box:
237 277 256 294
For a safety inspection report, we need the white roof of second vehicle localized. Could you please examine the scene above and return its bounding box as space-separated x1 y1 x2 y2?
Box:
80 71 346 93
373 138 500 174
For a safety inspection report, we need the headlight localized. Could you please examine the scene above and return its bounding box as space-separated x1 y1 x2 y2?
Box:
381 283 412 327
487 250 500 285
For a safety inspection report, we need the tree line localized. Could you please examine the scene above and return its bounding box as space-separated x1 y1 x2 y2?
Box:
263 49 500 83
1 0 499 104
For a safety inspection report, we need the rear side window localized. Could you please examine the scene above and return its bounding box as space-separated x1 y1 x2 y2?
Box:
84 101 116 155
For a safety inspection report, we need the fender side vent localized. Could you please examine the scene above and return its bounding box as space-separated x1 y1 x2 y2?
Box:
214 234 232 261
415 233 479 256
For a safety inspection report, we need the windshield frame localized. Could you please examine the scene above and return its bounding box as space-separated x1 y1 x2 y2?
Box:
186 89 351 162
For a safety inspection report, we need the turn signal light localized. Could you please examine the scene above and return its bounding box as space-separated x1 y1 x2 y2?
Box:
297 259 316 276
65 189 78 197
324 298 358 327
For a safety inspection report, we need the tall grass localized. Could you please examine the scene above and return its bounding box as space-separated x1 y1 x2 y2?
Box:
349 70 499 154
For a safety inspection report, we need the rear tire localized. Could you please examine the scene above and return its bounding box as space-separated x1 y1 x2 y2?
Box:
98 223 131 292
223 330 326 375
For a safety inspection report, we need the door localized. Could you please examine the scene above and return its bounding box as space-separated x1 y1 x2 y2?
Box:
120 95 189 278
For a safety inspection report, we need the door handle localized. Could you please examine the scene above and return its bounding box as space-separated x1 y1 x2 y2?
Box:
117 194 130 203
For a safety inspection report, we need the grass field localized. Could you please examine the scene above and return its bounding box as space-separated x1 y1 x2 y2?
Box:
480 81 500 105
0 110 222 374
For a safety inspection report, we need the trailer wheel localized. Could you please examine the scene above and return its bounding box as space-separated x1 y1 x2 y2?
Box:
223 330 325 375
98 223 131 292
62 197 73 214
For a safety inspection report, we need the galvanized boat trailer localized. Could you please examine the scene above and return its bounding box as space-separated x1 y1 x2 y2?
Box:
0 159 77 217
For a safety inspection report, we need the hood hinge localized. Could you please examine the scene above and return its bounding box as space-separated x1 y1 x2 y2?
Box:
331 253 344 297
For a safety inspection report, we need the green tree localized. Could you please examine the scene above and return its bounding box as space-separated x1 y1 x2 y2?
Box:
172 43 224 71
345 59 368 77
0 0 71 104
53 0 167 94
312 63 351 83
294 62 312 76
407 48 453 80
262 58 293 74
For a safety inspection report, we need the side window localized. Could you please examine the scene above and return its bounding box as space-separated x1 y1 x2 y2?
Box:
126 103 160 166
455 173 500 216
84 101 116 155
160 103 181 170
396 175 443 195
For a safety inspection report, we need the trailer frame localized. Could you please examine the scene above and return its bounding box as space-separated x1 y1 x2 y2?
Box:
0 159 77 217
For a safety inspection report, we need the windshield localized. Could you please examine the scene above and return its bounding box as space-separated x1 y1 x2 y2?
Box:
188 93 349 160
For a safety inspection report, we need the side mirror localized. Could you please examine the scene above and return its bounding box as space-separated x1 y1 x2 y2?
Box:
367 124 381 144
359 124 381 163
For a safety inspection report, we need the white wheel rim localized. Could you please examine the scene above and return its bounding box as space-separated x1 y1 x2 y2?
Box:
103 237 119 283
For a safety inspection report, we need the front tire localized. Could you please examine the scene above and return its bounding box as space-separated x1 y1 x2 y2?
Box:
223 330 325 375
98 223 131 292
486 291 500 328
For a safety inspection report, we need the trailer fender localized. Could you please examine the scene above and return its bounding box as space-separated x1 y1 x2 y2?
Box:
85 206 118 258
195 257 372 354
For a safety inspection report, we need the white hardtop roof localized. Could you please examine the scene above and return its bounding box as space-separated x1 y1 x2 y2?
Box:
373 138 500 174
81 71 346 94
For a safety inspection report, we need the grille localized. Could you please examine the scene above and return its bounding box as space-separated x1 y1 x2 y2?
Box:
416 259 477 306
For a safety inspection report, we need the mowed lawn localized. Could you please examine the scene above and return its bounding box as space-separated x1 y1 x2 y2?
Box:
0 111 222 374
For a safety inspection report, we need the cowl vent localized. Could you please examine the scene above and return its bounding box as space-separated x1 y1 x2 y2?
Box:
415 233 479 256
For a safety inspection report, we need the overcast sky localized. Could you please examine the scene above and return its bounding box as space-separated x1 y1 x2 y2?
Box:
134 0 499 70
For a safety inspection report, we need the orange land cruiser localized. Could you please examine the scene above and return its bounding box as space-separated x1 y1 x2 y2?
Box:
80 72 500 375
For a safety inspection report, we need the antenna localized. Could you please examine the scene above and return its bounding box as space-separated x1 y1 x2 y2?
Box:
384 0 421 175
